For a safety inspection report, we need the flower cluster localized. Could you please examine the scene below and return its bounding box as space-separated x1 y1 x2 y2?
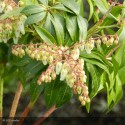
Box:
0 15 27 43
0 1 27 44
12 34 119 106
12 43 90 106
76 35 119 54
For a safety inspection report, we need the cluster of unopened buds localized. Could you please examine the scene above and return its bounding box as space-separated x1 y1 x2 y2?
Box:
82 35 119 54
0 1 27 43
12 34 119 106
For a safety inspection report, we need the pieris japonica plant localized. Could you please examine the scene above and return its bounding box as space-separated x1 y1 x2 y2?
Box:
0 0 125 124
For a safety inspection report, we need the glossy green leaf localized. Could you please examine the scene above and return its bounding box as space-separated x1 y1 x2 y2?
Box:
66 15 78 42
86 63 100 98
76 0 84 17
77 15 88 41
44 77 73 107
115 40 125 66
30 79 44 103
21 5 45 15
52 4 73 13
118 66 125 84
51 14 64 45
25 12 46 25
34 26 56 44
44 13 56 36
61 0 80 15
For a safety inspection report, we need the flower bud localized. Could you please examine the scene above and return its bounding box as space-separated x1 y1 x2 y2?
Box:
60 69 68 81
102 36 107 44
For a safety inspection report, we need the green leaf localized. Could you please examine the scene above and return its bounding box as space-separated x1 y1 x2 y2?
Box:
38 0 48 5
0 7 23 20
34 26 56 44
61 0 80 15
76 0 84 17
51 14 64 45
44 77 73 107
115 40 125 66
122 1 125 17
30 79 44 103
77 15 88 41
21 5 45 15
66 15 78 42
86 63 100 98
118 66 125 84
87 0 94 21
118 26 125 42
44 13 56 36
25 12 46 25
52 4 73 13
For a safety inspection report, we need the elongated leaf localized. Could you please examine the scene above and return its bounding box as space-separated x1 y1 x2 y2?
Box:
25 12 46 25
115 40 125 66
118 66 125 84
87 0 94 21
44 77 73 107
66 15 78 42
76 0 84 17
34 26 56 44
21 5 45 15
30 79 44 103
51 14 64 45
86 63 100 98
52 4 73 13
44 13 56 36
77 15 88 41
61 0 80 15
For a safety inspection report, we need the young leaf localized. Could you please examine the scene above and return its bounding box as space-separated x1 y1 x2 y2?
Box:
77 15 88 41
21 5 45 15
25 12 46 25
51 14 64 45
34 26 56 44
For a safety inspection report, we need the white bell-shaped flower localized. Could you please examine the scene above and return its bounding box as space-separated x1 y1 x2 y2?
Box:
85 43 91 54
56 62 62 75
17 21 25 34
60 68 68 81
4 5 13 13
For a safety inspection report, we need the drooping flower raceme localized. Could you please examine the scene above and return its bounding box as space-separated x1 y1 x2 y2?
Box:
12 34 119 106
0 2 27 44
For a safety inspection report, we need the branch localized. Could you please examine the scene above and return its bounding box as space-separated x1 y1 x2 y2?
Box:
7 82 23 125
16 102 33 125
33 105 57 125
87 0 118 37
106 43 122 58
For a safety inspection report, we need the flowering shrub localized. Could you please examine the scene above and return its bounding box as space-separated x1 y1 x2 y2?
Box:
0 0 125 124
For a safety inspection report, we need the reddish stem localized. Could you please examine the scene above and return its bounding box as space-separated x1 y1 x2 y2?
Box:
33 105 57 125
